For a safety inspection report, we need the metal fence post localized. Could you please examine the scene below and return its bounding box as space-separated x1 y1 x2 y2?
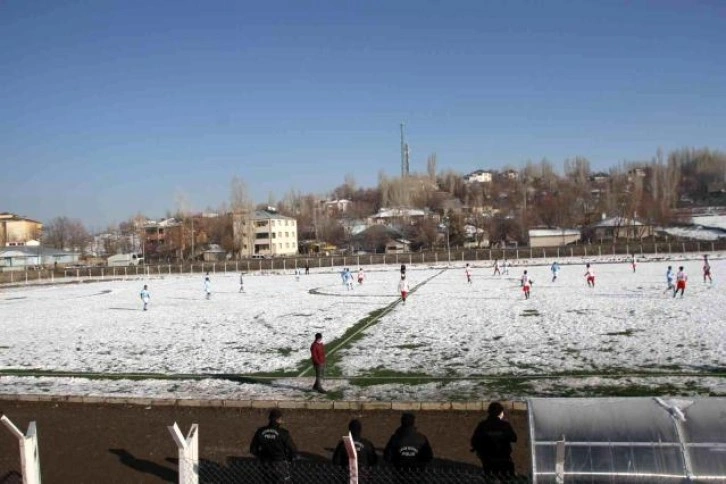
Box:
168 422 198 484
342 431 358 484
555 435 566 484
1 414 42 484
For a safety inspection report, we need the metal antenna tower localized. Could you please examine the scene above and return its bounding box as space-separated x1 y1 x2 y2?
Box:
400 123 409 178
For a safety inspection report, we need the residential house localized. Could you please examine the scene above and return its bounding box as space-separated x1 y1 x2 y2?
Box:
0 213 43 247
501 169 520 181
233 209 298 257
463 170 493 184
589 217 654 242
368 208 426 226
321 199 351 216
463 224 490 248
528 228 582 248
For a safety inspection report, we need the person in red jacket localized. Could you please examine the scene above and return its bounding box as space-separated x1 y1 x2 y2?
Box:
310 333 327 393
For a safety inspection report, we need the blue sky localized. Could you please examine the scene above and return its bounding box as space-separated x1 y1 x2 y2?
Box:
1 0 725 229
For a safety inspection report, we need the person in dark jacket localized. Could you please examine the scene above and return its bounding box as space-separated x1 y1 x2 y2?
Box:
250 409 297 482
470 401 517 476
383 413 433 469
332 419 378 468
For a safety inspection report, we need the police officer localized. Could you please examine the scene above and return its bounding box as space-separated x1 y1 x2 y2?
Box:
383 413 433 469
250 409 297 482
470 401 518 477
332 419 378 468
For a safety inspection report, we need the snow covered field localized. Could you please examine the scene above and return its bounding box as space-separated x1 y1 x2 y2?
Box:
1 257 725 400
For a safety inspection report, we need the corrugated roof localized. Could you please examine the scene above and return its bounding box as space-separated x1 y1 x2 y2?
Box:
529 229 581 237
253 210 296 221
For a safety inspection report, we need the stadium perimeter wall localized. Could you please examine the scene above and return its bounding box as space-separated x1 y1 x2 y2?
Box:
0 394 530 484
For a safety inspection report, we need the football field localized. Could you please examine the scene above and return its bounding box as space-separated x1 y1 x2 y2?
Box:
1 256 724 400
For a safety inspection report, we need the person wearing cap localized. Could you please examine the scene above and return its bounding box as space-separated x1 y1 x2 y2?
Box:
310 333 326 393
383 413 433 469
470 401 518 476
250 409 297 481
332 419 378 468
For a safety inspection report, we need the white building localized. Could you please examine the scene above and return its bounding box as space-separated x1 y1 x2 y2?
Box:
233 209 298 258
463 170 493 184
0 246 79 270
528 228 582 248
368 208 427 226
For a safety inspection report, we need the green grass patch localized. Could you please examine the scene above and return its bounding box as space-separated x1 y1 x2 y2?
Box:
520 309 540 317
276 347 293 357
395 343 428 350
350 368 432 387
603 328 643 337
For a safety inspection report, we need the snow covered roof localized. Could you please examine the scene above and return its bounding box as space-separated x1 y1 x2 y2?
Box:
662 226 726 241
253 210 296 221
0 246 78 257
373 208 426 218
529 228 581 237
594 217 644 227
691 215 726 231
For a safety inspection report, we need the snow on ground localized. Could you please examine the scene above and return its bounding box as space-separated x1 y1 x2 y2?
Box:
663 226 725 241
1 258 724 400
692 215 726 231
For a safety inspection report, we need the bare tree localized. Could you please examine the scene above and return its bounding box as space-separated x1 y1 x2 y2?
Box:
426 153 438 182
44 216 90 253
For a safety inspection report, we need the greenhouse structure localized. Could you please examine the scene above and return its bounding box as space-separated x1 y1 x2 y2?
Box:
528 397 726 483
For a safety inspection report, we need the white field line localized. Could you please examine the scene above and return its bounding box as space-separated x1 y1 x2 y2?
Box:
297 269 446 377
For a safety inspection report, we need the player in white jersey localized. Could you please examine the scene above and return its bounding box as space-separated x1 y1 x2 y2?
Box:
674 267 687 298
584 264 595 288
521 271 533 299
398 275 410 304
239 272 245 293
465 264 472 284
140 285 150 311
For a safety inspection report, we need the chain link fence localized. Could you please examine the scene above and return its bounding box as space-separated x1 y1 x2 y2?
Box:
187 459 530 484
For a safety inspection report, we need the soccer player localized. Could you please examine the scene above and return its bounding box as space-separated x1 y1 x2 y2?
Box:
139 285 150 311
239 272 245 293
674 266 687 298
357 268 365 285
465 263 472 284
665 266 675 294
551 262 560 282
204 273 212 300
493 260 501 276
521 270 532 299
584 264 595 288
631 254 637 273
703 255 712 284
344 269 354 290
398 275 410 304
503 259 510 275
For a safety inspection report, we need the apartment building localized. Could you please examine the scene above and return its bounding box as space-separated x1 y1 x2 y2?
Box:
233 209 298 257
0 213 43 247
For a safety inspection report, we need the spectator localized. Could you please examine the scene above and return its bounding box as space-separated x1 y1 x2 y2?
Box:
470 401 517 477
384 413 433 469
250 409 297 482
332 419 378 468
310 333 326 393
